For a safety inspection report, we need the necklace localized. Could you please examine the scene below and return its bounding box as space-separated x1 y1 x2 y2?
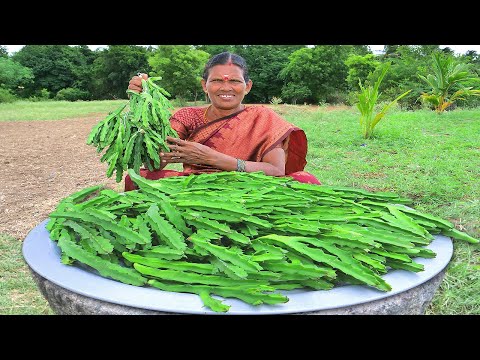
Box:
203 105 212 123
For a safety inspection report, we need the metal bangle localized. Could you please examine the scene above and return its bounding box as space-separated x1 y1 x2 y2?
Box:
236 159 246 172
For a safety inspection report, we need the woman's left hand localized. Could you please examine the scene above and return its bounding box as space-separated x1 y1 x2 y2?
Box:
160 136 214 165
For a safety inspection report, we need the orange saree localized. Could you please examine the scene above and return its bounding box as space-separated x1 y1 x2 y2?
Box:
124 105 319 191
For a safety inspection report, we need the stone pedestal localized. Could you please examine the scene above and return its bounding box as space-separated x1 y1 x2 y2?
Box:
24 220 452 315
29 267 445 315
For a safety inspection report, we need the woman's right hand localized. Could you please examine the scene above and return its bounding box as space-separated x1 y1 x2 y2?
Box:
128 73 149 93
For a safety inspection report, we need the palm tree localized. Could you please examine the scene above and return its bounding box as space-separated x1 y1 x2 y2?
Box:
419 52 480 113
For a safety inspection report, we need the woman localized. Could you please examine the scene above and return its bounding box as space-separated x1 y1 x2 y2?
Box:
124 51 320 191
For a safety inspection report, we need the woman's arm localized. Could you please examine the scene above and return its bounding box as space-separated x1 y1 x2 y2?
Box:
161 137 285 176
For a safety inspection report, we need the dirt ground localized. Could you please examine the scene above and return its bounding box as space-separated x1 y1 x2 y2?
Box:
0 116 121 241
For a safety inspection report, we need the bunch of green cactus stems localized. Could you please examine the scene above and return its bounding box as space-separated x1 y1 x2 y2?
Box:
86 77 178 182
46 170 479 313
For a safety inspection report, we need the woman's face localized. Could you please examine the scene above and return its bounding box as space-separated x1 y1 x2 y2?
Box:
202 64 253 112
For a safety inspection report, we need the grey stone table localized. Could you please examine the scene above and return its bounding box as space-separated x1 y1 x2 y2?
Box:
23 220 453 315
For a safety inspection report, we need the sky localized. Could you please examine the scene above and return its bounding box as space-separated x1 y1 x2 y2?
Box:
3 45 480 55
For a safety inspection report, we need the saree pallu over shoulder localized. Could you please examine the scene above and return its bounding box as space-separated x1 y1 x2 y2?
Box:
173 105 307 175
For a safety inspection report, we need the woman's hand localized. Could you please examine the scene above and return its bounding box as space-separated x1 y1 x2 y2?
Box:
128 73 148 93
160 137 286 176
160 136 215 165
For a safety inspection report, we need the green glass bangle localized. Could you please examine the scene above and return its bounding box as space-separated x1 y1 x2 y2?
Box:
236 159 246 172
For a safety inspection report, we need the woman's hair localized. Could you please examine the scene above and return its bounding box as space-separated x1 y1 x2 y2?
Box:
202 52 249 82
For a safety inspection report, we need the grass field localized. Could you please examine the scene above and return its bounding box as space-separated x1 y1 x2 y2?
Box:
0 99 205 122
0 233 53 314
278 105 480 314
1 101 479 314
0 100 126 121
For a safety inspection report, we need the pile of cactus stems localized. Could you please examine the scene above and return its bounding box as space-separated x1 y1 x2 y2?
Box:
47 169 479 313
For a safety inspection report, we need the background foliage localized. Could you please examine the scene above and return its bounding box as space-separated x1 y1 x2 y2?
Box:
1 45 480 110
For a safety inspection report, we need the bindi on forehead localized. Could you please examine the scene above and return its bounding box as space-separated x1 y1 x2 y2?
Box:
222 74 230 81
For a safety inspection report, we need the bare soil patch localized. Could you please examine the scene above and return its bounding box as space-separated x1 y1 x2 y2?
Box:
0 117 121 241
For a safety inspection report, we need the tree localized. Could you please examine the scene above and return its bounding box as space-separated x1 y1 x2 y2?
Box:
280 45 352 104
378 45 438 109
280 83 311 105
148 45 210 101
419 52 480 113
458 51 480 107
0 57 34 94
232 45 305 104
464 50 480 64
70 45 98 99
195 45 238 56
410 45 442 57
382 45 401 57
0 46 8 58
11 45 95 98
92 45 151 99
345 53 381 92
462 50 480 75
351 45 371 56
441 47 455 55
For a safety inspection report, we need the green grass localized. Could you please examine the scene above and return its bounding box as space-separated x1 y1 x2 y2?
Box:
0 233 53 315
426 243 480 314
0 100 126 121
0 99 207 122
1 102 479 314
288 108 480 227
284 106 480 314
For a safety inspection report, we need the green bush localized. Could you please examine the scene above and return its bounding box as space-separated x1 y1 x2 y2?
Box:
456 96 480 109
171 96 188 107
55 88 90 101
0 88 17 103
325 91 348 105
28 88 51 102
